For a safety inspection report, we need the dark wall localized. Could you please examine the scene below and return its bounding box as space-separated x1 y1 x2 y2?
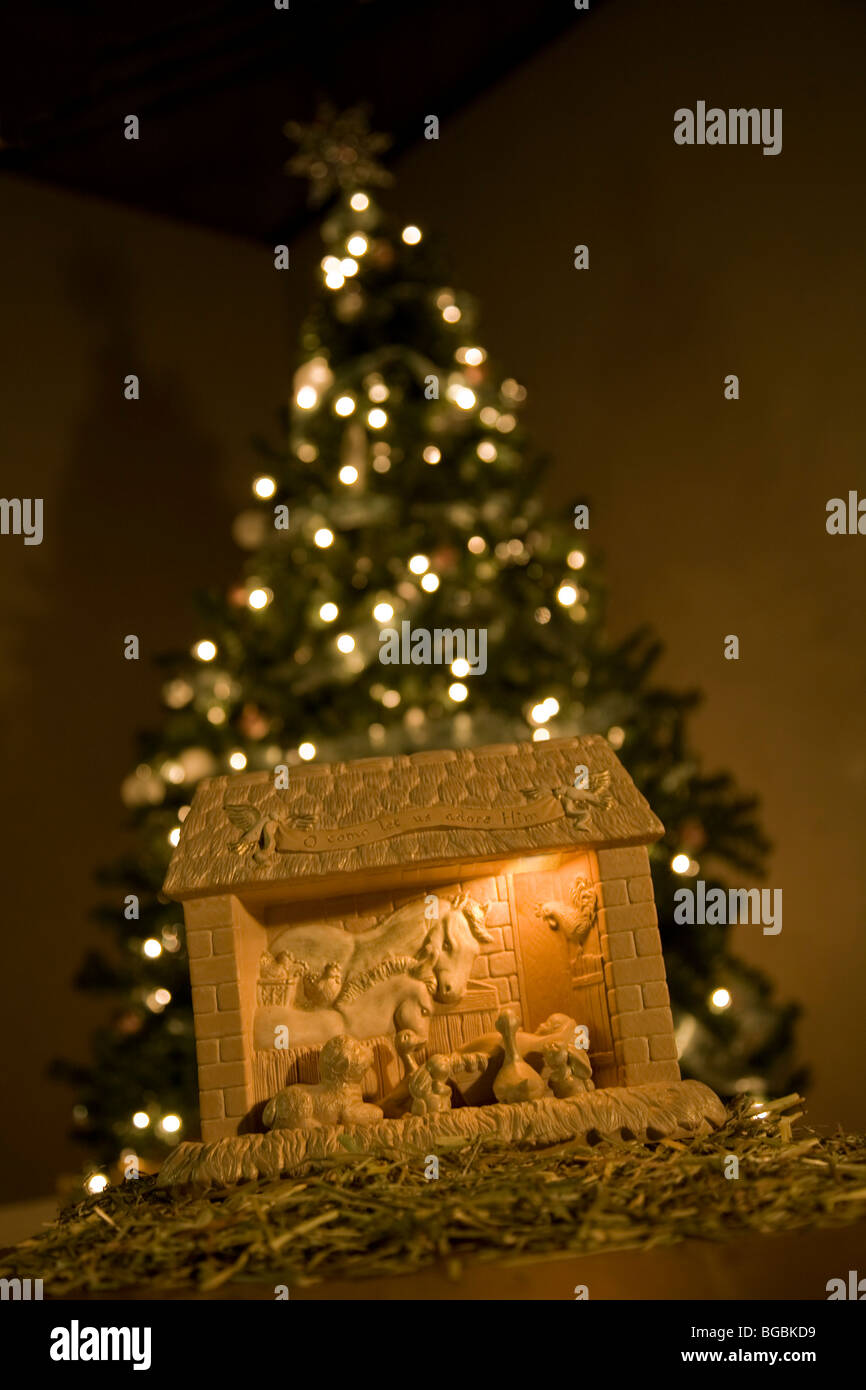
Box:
1 0 864 1200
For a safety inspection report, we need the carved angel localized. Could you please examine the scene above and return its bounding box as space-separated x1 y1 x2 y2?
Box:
224 802 316 864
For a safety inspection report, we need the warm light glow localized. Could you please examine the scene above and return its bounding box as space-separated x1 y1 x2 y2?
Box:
711 988 732 1010
161 761 184 784
451 658 470 678
336 633 355 653
368 382 389 402
207 706 226 725
496 413 516 433
463 347 485 366
423 446 441 464
382 690 401 709
339 465 359 484
248 588 270 610
154 989 171 1007
325 268 345 290
160 1114 182 1134
567 549 586 569
350 192 369 211
671 853 691 874
194 639 217 662
421 573 439 592
607 726 625 749
453 386 476 411
143 938 162 959
319 603 338 622
132 1112 150 1129
530 703 550 725
314 528 334 548
532 728 551 742
467 535 486 554
298 742 316 762
86 1174 109 1195
341 257 359 277
254 475 276 499
544 697 560 717
296 385 318 410
556 584 578 607
448 683 468 702
168 827 181 847
442 305 461 323
229 751 247 771
477 441 497 462
346 234 368 256
402 225 422 244
479 407 498 425
373 602 394 622
409 554 429 575
335 395 356 416
367 407 388 429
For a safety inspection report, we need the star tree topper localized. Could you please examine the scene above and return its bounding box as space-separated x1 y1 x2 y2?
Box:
284 102 393 205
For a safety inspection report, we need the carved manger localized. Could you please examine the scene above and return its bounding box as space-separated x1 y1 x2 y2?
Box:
158 737 724 1186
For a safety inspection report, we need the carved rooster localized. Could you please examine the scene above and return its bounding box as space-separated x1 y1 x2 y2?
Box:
535 877 598 948
301 961 343 1007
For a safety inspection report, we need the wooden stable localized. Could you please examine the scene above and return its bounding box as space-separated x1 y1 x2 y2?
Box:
164 736 681 1146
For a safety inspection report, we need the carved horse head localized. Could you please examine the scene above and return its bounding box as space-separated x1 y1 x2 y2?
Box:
417 890 493 1005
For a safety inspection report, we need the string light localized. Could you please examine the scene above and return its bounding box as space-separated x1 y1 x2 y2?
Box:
496 413 516 432
367 408 388 429
339 465 359 484
402 225 422 244
477 441 497 461
448 683 468 702
132 1112 150 1129
421 573 439 592
373 602 394 622
467 536 486 554
207 707 227 725
607 726 625 749
229 751 247 771
479 406 498 426
248 588 271 610
297 443 318 462
530 702 551 725
346 235 368 256
442 305 461 323
711 988 732 1010
556 584 578 607
298 742 316 761
535 607 551 624
319 602 338 622
350 192 369 211
253 475 276 499
86 1174 109 1195
457 347 486 366
194 639 217 662
336 634 355 653
671 854 690 874
161 760 184 784
532 728 551 742
567 550 586 569
423 446 441 464
341 257 359 277
325 266 345 290
160 1115 182 1134
168 828 181 847
142 939 162 959
335 395 356 416
382 690 400 708
409 554 429 574
296 385 318 410
452 386 476 410
451 659 470 677
314 528 334 548
368 382 389 402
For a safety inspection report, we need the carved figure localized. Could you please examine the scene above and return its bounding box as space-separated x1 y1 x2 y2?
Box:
493 1011 551 1105
253 969 436 1050
541 1040 595 1097
535 877 598 948
407 1052 488 1116
266 890 492 1008
262 1035 383 1131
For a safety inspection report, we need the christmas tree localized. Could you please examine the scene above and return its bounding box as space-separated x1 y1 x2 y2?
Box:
55 109 803 1178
